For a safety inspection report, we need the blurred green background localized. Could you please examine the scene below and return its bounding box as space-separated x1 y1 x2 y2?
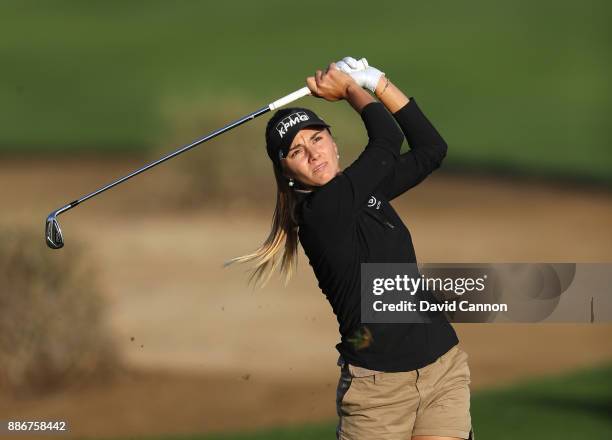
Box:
2 0 610 182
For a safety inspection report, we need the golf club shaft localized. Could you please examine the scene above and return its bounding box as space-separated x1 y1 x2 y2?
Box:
56 86 311 214
71 106 269 209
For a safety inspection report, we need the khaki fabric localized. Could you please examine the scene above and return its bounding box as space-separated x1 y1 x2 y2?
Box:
336 345 473 439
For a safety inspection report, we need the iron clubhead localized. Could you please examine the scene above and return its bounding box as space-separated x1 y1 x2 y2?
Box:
46 214 64 249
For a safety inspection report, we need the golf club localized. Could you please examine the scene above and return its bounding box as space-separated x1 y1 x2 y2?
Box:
45 86 312 249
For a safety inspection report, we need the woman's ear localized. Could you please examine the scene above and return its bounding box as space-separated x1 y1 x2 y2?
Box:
328 129 339 152
279 162 293 180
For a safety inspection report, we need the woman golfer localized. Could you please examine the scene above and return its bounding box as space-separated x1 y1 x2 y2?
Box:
229 57 473 440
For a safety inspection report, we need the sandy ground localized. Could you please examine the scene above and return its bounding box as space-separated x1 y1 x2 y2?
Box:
1 158 611 438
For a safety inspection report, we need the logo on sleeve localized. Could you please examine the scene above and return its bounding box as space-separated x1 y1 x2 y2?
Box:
276 112 310 139
367 196 381 210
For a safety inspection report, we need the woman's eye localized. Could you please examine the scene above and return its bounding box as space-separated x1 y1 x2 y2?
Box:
313 136 322 143
291 149 302 158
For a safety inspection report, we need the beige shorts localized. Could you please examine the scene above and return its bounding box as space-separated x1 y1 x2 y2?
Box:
336 345 473 439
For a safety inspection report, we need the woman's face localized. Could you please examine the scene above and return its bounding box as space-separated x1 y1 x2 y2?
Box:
282 127 340 188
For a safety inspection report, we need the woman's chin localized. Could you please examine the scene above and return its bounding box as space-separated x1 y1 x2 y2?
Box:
312 174 333 186
312 167 339 186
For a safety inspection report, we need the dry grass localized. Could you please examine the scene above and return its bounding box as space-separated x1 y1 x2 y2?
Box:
0 226 121 396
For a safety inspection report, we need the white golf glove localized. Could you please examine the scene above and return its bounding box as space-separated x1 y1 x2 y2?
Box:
335 56 385 93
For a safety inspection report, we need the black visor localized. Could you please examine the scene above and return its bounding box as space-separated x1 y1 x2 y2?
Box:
266 107 330 167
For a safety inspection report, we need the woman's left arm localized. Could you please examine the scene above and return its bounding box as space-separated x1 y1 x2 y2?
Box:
375 78 448 200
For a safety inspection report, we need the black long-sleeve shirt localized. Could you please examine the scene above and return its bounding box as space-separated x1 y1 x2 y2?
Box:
296 98 458 372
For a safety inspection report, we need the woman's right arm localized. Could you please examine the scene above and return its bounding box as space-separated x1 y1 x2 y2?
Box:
306 65 404 215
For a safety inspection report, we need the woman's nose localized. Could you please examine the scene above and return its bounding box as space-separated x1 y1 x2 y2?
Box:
307 146 322 162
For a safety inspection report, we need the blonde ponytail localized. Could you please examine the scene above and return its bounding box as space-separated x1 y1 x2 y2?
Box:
225 165 301 287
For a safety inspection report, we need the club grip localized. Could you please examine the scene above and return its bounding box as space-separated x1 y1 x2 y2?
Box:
268 86 311 111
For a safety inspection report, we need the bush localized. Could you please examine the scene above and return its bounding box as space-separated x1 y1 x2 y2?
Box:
153 93 276 209
0 226 120 395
